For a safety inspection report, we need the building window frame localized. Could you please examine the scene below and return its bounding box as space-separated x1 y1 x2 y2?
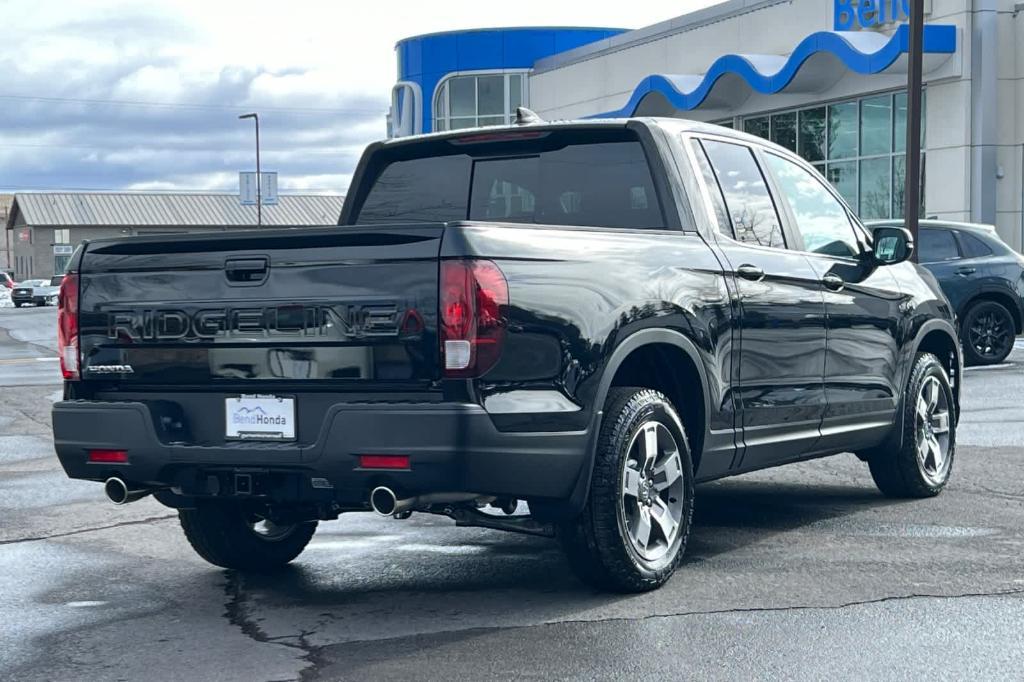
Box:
738 90 925 220
432 70 530 133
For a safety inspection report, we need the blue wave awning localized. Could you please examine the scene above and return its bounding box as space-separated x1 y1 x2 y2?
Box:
591 24 957 117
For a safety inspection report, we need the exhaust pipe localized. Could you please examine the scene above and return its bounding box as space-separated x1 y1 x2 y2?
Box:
369 486 488 517
370 486 399 516
104 477 154 505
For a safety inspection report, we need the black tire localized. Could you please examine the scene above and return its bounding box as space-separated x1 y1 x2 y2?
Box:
559 387 694 593
961 300 1015 366
868 352 956 498
179 502 317 571
13 302 22 308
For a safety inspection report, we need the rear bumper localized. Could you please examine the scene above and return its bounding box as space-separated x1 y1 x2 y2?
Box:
53 399 593 507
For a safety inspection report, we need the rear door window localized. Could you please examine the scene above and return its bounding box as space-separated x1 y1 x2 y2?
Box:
919 228 960 262
700 140 786 248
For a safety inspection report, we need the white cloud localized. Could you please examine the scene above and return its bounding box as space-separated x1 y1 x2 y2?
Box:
0 0 720 192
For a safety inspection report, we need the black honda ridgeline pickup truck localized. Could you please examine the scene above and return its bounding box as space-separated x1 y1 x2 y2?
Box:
54 115 961 592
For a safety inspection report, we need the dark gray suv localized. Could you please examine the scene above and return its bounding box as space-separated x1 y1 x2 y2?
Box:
869 219 1024 365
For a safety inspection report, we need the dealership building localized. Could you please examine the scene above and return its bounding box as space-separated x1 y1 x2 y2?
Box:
388 0 1024 252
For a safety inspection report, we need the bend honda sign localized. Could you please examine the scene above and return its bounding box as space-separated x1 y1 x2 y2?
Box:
834 0 924 30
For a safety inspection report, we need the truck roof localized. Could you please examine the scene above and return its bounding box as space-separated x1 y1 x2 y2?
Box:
378 115 779 154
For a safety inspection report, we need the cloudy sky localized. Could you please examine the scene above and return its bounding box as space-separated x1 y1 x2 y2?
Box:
0 0 716 196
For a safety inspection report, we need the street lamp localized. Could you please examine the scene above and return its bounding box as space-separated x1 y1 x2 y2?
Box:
239 112 261 226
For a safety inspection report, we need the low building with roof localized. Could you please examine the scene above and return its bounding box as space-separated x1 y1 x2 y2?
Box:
4 192 344 279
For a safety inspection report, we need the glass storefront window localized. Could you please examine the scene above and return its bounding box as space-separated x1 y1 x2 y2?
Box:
741 91 924 218
828 101 858 159
892 154 926 218
433 72 529 132
743 116 769 139
860 95 891 157
449 77 476 117
477 75 504 116
509 74 522 113
893 91 925 153
826 161 858 209
798 108 826 162
859 156 891 220
770 112 796 152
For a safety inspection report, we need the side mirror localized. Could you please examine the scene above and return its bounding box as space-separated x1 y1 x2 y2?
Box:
871 226 914 265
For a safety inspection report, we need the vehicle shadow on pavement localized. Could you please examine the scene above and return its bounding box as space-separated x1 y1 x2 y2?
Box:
233 478 906 602
685 478 904 563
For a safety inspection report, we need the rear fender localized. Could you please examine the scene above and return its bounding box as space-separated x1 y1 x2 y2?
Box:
533 328 711 520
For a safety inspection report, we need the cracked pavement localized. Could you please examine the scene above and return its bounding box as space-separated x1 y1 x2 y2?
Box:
2 307 1023 680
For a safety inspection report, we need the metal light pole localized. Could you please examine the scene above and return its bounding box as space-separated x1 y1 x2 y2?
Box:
903 0 925 261
239 113 262 226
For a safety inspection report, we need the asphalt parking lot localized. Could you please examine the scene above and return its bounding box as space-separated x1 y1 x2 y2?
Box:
2 305 1023 680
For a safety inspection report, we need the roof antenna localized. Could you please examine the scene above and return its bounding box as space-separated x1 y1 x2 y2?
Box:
514 107 544 126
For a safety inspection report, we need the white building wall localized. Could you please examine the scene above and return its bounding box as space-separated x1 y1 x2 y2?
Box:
996 1 1024 251
527 0 1024 252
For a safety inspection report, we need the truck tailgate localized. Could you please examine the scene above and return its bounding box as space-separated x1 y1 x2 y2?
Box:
77 225 442 388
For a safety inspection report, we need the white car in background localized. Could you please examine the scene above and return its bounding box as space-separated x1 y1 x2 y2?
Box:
11 276 63 307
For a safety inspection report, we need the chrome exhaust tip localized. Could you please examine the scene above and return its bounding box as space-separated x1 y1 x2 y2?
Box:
370 486 398 516
104 477 152 505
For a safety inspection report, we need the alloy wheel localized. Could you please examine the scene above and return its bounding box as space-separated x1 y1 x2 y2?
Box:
915 375 952 486
619 421 685 562
968 309 1011 362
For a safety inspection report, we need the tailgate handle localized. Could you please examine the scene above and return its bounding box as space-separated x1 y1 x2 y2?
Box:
225 257 269 284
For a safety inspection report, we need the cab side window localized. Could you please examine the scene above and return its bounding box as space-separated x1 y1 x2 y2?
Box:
763 152 861 259
700 140 786 249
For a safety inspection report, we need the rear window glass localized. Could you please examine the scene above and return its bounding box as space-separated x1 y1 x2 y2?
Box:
353 137 664 229
354 155 471 224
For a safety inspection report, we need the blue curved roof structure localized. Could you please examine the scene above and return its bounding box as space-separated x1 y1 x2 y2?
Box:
592 24 956 118
396 27 626 132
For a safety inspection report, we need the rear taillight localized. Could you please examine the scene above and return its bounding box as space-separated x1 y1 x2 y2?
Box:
440 259 508 378
57 273 80 380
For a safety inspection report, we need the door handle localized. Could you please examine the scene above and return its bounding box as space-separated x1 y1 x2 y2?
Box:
822 273 845 291
736 264 765 282
956 267 976 276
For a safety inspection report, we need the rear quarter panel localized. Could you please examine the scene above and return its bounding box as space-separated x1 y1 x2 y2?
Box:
442 223 732 434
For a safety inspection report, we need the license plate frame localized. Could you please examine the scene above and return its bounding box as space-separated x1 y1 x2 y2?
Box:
225 394 296 441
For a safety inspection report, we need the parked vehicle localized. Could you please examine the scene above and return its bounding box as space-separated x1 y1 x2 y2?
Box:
867 219 1024 365
12 279 60 307
52 115 962 593
0 272 14 290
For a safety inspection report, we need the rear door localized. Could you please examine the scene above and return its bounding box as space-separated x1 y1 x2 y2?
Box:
695 138 828 469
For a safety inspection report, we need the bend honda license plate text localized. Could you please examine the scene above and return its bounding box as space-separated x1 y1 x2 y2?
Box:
226 395 295 440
